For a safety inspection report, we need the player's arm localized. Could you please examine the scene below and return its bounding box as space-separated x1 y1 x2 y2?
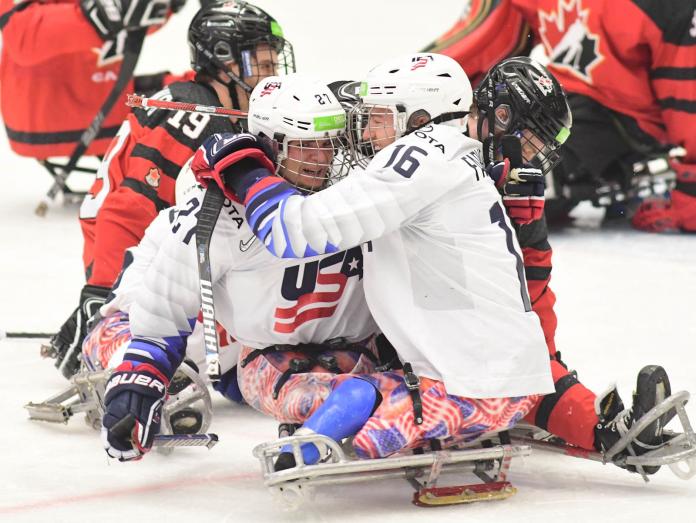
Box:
0 0 104 65
514 216 557 356
87 117 201 287
420 0 531 85
193 132 470 259
633 0 696 231
102 195 233 461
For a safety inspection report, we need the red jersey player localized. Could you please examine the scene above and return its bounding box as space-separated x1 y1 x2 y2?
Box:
424 0 696 233
0 0 185 159
47 1 296 378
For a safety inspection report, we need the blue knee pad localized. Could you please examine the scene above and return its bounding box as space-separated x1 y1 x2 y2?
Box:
284 377 378 464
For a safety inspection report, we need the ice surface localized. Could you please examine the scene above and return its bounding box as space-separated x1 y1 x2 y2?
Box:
1 1 695 521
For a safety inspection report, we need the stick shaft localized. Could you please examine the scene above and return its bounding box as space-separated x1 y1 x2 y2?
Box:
126 94 248 118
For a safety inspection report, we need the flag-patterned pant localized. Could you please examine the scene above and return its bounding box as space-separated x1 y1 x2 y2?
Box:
238 339 379 424
82 312 132 370
335 372 538 459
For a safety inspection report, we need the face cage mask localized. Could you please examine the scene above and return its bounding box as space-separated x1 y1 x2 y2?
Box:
347 103 408 169
511 129 561 175
209 36 296 95
275 136 351 194
478 101 564 175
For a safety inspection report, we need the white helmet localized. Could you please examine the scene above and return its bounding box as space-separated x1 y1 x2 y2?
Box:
248 73 349 191
349 53 472 166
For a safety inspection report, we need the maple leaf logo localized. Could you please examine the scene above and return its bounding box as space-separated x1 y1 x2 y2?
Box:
538 0 603 83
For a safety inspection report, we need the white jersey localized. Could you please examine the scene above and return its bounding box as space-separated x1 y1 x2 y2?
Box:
102 188 378 357
247 123 554 398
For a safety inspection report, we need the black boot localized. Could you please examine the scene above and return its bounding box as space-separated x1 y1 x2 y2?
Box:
274 452 297 472
594 365 672 475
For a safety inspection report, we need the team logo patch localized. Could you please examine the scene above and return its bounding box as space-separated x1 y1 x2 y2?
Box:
260 81 282 96
410 55 434 71
145 167 161 188
93 31 126 68
538 0 603 83
535 73 554 96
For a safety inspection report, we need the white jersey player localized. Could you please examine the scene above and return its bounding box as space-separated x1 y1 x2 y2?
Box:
97 75 380 462
195 54 555 463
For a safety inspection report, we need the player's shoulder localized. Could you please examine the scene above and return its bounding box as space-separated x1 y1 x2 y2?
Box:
397 123 478 159
169 81 220 105
631 0 696 45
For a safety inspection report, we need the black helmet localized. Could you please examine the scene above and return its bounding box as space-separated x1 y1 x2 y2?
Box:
188 1 295 94
474 56 571 173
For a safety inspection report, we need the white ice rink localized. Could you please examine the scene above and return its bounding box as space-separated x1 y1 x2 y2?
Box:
1 1 695 521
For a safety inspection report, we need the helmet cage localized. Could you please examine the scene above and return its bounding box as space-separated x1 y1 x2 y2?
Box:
347 102 409 169
475 57 571 174
267 133 350 193
188 2 296 93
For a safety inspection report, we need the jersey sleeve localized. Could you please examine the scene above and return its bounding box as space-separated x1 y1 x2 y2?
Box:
120 191 234 379
420 0 531 85
638 0 696 192
238 128 481 258
86 85 235 287
0 0 103 66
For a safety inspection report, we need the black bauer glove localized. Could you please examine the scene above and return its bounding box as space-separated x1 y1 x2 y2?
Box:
50 284 110 379
101 361 169 461
80 0 171 40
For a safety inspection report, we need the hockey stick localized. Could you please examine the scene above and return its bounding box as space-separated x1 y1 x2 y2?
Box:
112 414 219 450
35 28 147 217
153 433 218 449
126 94 248 118
195 183 227 382
2 331 53 340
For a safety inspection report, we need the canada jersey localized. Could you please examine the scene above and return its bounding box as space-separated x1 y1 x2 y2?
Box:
79 81 240 287
239 124 554 398
425 0 696 160
0 0 135 158
103 187 378 374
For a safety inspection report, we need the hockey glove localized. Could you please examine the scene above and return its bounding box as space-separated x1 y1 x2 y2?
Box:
101 361 169 461
632 159 696 233
80 0 170 40
50 284 110 379
191 133 276 202
487 158 546 225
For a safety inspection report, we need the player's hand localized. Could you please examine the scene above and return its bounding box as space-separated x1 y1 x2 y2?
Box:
632 160 696 233
81 0 170 40
101 361 169 461
631 189 696 233
487 159 545 225
50 284 110 379
191 133 276 201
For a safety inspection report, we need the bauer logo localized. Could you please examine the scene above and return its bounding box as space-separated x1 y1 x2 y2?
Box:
260 81 282 96
106 373 166 394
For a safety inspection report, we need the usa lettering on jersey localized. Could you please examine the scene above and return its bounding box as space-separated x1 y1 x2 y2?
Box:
274 246 364 333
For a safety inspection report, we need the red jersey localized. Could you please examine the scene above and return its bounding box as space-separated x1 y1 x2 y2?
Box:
79 81 239 288
425 0 696 163
0 0 140 158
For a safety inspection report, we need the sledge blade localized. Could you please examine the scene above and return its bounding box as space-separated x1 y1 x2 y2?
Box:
412 480 516 507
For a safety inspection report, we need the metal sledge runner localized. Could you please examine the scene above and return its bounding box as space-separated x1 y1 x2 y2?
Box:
25 362 217 451
253 432 531 508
